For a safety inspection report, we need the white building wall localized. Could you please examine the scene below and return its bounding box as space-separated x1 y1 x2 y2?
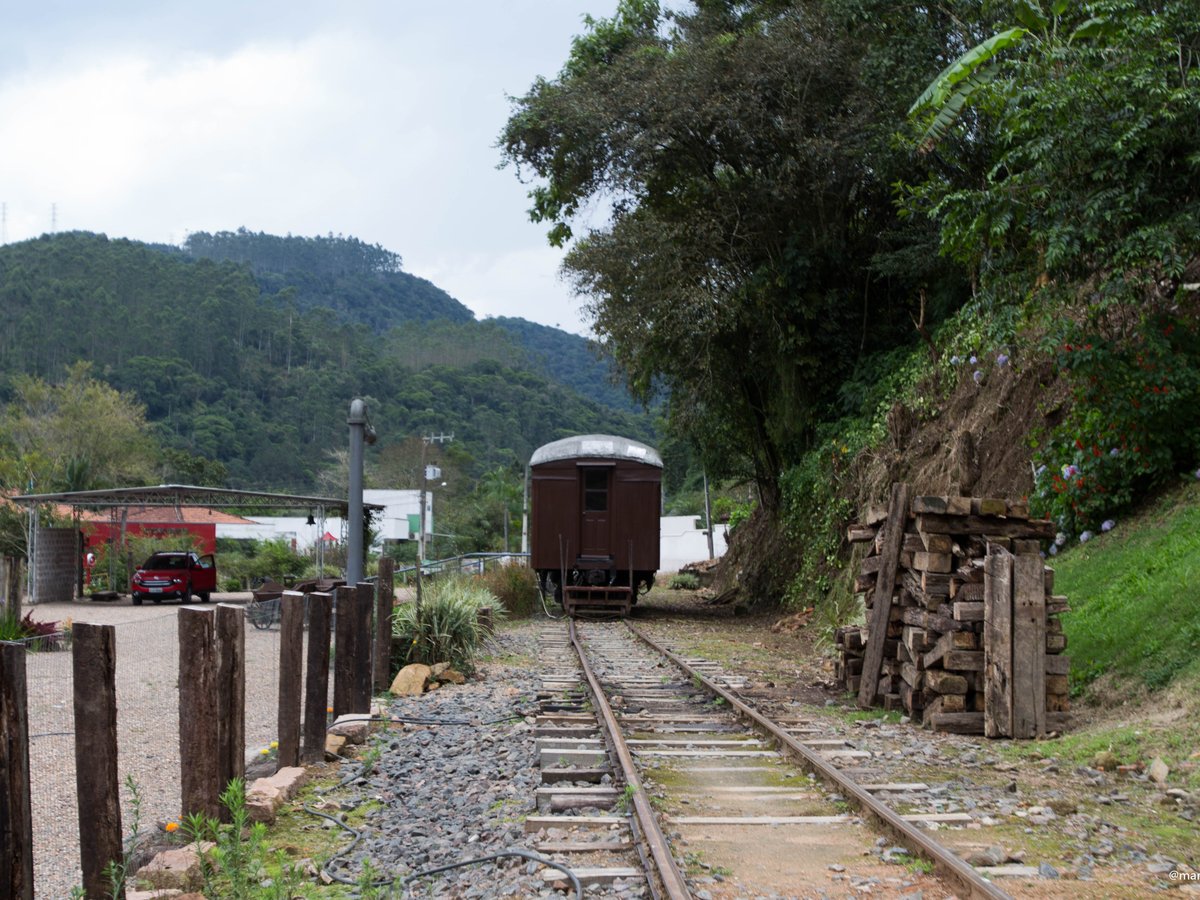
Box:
217 490 429 552
659 515 728 573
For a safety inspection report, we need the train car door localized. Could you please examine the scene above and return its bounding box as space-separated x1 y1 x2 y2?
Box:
579 465 613 558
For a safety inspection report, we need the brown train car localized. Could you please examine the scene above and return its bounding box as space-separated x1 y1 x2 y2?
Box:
529 434 661 614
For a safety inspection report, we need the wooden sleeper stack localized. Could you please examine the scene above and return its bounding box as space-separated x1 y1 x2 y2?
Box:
839 487 1071 737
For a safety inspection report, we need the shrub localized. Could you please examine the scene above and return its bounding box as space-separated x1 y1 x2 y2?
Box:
392 576 501 675
481 564 537 618
1032 318 1200 536
0 612 67 650
668 572 700 590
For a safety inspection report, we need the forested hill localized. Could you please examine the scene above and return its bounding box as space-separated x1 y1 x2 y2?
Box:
181 231 636 411
0 230 653 492
183 229 474 329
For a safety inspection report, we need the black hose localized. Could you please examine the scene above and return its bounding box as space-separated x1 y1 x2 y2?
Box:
401 848 583 898
303 803 583 898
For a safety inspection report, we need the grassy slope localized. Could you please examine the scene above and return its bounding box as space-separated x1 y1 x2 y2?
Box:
1054 479 1200 693
1013 478 1200 783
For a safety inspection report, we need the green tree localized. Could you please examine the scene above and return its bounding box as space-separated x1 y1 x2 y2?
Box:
0 362 158 491
501 0 963 507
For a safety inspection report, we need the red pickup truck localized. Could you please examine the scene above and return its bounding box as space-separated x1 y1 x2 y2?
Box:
130 551 217 605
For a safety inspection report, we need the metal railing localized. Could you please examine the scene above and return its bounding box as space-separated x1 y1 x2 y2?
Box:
395 551 529 583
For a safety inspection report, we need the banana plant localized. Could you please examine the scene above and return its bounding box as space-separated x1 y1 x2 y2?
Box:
909 1 1112 149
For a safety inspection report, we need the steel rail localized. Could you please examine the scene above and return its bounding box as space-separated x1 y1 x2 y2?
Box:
626 622 1012 900
567 619 692 899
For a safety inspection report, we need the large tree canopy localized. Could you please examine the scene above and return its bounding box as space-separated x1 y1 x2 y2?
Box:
502 0 967 506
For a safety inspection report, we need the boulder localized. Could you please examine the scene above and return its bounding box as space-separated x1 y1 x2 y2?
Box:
390 663 432 696
1148 757 1170 785
245 766 308 824
134 843 214 891
438 667 466 685
430 661 451 678
328 714 371 745
325 733 347 759
963 845 1007 867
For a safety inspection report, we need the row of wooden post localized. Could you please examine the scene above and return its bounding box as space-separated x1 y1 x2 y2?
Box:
0 558 395 900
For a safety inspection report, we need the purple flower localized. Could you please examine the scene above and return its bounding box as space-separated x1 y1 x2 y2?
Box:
1035 465 1047 479
1055 532 1067 547
950 355 961 365
1062 464 1079 479
1079 530 1094 543
1109 448 1120 457
1101 519 1115 532
1048 544 1058 556
996 353 1010 367
1195 468 1200 480
973 370 984 384
969 355 978 365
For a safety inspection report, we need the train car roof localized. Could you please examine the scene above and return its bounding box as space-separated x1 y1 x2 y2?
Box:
530 434 663 468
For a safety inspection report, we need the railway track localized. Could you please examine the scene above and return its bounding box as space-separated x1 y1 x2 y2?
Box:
526 618 1012 899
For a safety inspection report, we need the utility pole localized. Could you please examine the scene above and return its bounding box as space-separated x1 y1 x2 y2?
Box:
415 432 453 616
703 471 715 560
346 399 377 585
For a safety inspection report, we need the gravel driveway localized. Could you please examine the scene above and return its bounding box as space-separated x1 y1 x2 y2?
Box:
22 595 289 899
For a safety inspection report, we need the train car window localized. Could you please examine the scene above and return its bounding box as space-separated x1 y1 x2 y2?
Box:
583 469 609 512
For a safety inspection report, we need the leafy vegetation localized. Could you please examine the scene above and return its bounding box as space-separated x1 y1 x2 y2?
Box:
480 564 538 618
1031 321 1200 537
181 779 310 899
392 576 500 674
667 572 700 591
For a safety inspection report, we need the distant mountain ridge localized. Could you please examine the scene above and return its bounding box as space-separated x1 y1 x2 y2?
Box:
184 228 474 329
0 230 652 491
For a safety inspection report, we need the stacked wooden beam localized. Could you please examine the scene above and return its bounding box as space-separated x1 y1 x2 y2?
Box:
837 486 1071 737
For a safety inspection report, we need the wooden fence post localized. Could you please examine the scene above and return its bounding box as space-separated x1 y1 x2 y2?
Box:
1012 552 1047 738
73 623 123 900
215 604 245 810
179 606 221 820
333 586 355 718
983 545 1014 738
303 592 333 763
0 642 34 900
277 592 306 769
373 558 395 692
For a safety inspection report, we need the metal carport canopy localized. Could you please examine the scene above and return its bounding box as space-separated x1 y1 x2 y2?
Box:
10 483 384 514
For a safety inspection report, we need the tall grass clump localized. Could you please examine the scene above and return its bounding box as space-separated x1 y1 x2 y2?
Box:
481 564 537 618
393 576 500 674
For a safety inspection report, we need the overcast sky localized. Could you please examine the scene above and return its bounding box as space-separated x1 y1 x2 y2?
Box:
0 1 620 334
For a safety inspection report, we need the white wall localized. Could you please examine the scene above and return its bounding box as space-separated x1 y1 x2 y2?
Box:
659 515 728 573
217 489 430 552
